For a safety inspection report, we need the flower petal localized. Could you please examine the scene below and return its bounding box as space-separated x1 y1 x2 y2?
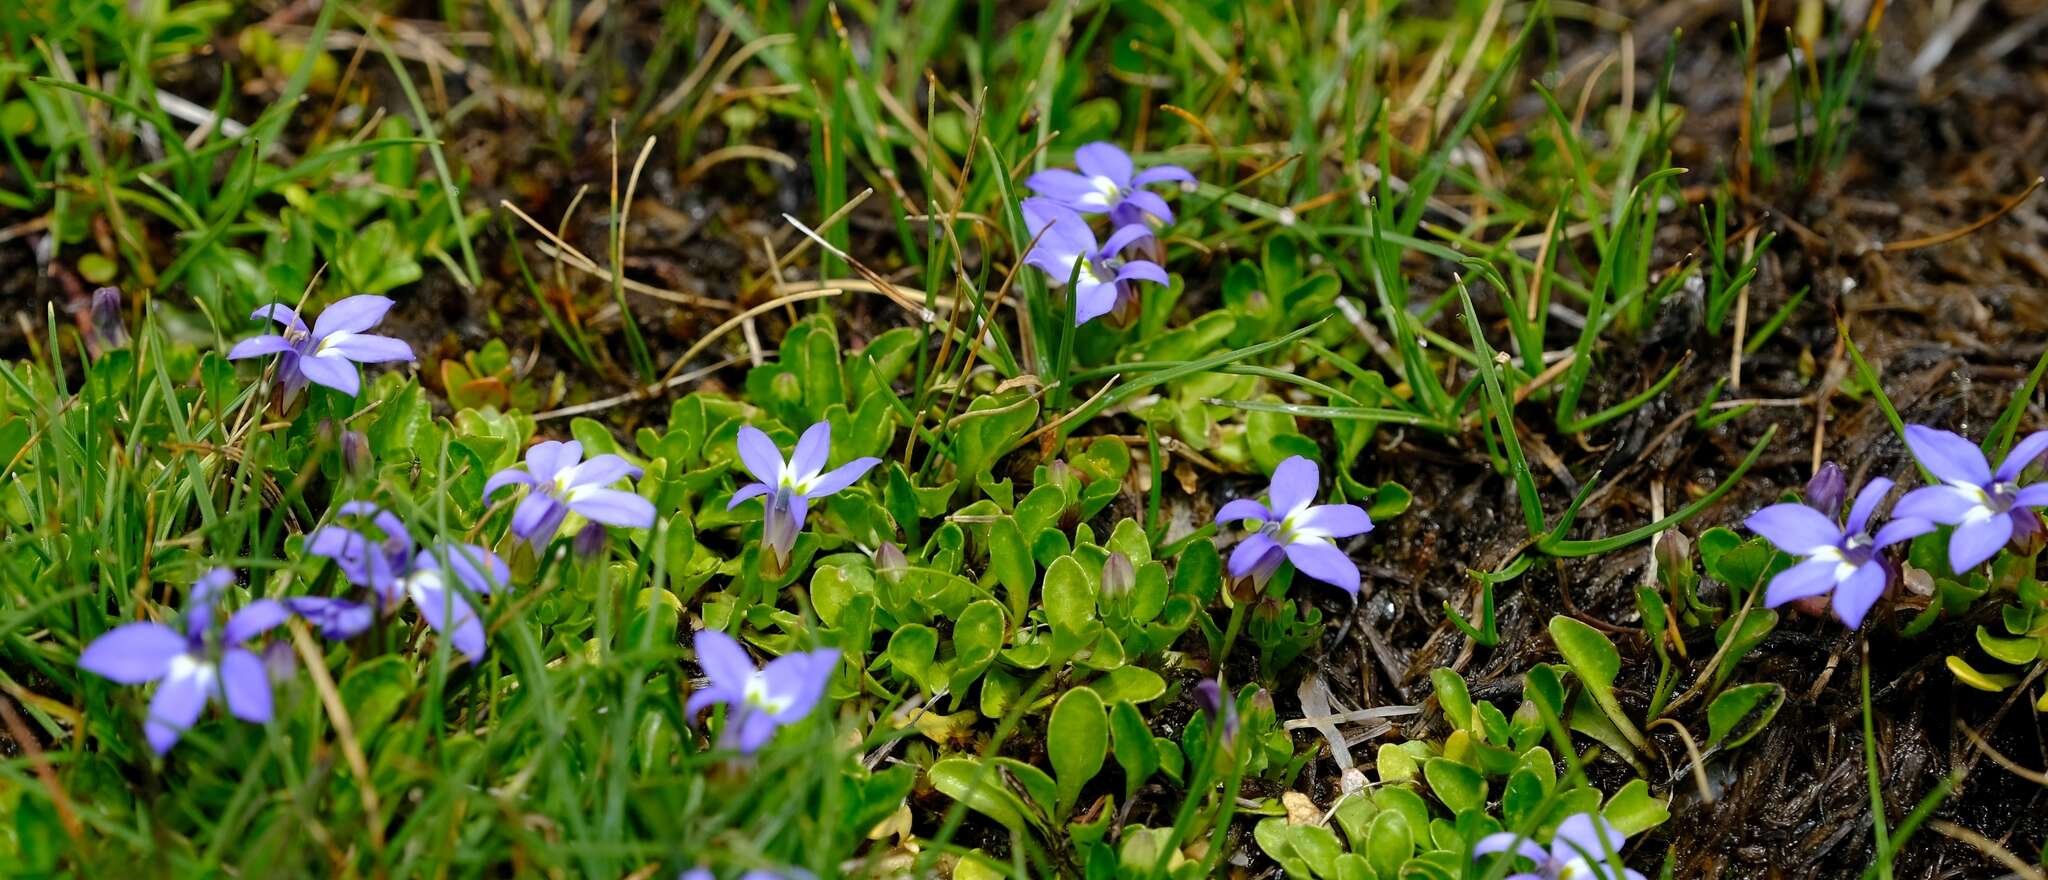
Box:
250 303 308 331
1873 517 1935 548
1122 189 1175 224
311 295 395 338
761 648 840 722
1472 832 1548 864
729 708 782 754
693 630 757 694
525 440 578 482
219 648 273 723
805 457 880 498
1113 260 1170 287
407 574 486 662
1744 503 1844 555
791 422 832 478
728 482 771 509
295 354 361 396
284 597 375 640
1549 813 1627 865
484 467 535 499
1905 425 1991 486
567 488 656 528
1024 168 1106 210
321 333 414 363
1214 498 1270 526
1023 198 1100 263
736 426 787 486
1227 531 1280 578
511 493 566 544
78 624 186 684
1073 142 1134 187
1831 560 1889 629
1763 559 1844 607
421 543 511 595
1892 485 1983 524
1949 514 2014 572
1283 540 1360 594
145 662 214 754
1295 503 1374 538
1073 280 1120 325
224 600 290 645
560 454 643 490
227 335 296 360
1267 456 1320 517
1132 164 1196 187
1996 430 2048 482
1099 224 1155 257
1843 477 1894 537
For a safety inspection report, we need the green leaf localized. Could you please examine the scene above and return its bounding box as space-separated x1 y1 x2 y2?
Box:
928 758 1044 836
1365 809 1415 877
885 624 940 693
1975 625 2041 665
1109 701 1158 801
953 393 1039 487
1422 757 1486 814
1049 686 1108 817
1705 682 1784 750
1430 668 1473 732
1601 778 1670 835
1045 554 1101 658
948 600 1007 697
1547 616 1646 750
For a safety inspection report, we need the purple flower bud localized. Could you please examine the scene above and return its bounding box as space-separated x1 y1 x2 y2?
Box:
341 429 371 476
1102 551 1135 598
1805 461 1847 518
1193 679 1239 743
573 521 609 560
88 286 129 355
1654 530 1691 573
2012 508 2046 557
875 541 909 581
262 639 297 682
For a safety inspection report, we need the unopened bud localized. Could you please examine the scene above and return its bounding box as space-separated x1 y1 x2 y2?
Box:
88 286 129 355
573 521 608 560
1654 530 1692 575
876 541 909 581
2012 510 2046 558
1102 551 1135 598
1805 462 1847 518
262 640 297 682
340 429 370 476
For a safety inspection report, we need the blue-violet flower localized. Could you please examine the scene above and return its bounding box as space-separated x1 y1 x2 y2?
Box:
1894 425 2048 572
686 629 839 754
1472 813 1644 880
485 440 656 548
1024 141 1194 227
1022 198 1168 326
226 295 414 398
729 422 880 567
306 503 509 662
1747 471 1931 628
1214 456 1373 594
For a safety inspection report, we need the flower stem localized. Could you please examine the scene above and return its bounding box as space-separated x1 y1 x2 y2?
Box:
1862 644 1893 880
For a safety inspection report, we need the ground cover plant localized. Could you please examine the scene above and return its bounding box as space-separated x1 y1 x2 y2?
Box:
3 0 2048 877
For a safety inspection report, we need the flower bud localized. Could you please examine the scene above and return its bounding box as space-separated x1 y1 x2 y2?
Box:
340 429 371 476
573 521 609 560
2012 509 2046 558
1193 679 1239 743
1654 530 1692 574
262 640 297 683
87 286 130 355
1805 462 1847 518
875 541 909 581
1102 551 1135 598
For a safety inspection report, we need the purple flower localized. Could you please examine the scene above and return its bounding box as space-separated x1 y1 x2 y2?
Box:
1193 679 1239 744
1894 425 2048 572
1022 198 1169 326
77 569 290 754
1025 142 1194 227
681 869 810 880
283 597 375 640
1473 813 1644 880
685 629 839 754
305 503 509 662
1214 456 1373 595
485 440 656 548
728 422 880 567
1747 476 1932 629
226 295 414 398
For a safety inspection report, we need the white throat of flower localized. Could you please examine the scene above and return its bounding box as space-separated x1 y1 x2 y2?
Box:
1269 500 1330 545
166 652 217 692
1952 479 2015 524
1807 543 1860 583
314 331 352 356
779 463 823 496
742 670 791 715
1082 175 1122 208
551 461 605 502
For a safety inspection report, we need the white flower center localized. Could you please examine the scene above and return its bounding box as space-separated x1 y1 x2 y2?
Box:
167 653 217 692
1082 175 1122 207
743 671 791 715
1808 545 1859 582
315 331 352 355
1951 481 2004 523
